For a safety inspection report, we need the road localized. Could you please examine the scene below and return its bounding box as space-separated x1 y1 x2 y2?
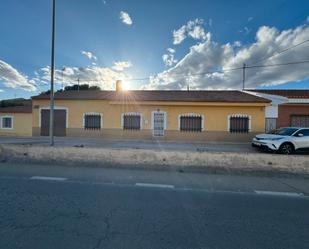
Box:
0 162 309 249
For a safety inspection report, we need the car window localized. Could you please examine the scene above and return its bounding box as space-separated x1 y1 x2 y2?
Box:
273 128 299 136
295 129 309 136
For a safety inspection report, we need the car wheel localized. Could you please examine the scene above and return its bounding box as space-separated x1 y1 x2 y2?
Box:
279 143 294 155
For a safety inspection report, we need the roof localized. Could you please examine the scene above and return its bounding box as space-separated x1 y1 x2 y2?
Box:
247 89 309 99
0 99 32 113
0 105 32 113
32 90 270 103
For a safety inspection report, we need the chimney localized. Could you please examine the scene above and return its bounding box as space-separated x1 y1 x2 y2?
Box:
116 80 123 91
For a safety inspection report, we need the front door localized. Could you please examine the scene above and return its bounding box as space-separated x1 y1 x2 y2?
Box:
153 112 165 137
41 109 67 136
265 118 277 133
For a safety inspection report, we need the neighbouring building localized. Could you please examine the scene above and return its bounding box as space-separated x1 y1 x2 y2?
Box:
0 104 32 136
30 87 270 142
247 89 309 132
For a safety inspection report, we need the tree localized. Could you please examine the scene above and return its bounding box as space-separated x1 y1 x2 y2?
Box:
63 84 101 91
40 84 101 95
0 98 30 107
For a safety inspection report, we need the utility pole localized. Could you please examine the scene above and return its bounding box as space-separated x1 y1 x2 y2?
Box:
49 0 56 146
242 63 246 90
77 78 80 91
61 67 65 90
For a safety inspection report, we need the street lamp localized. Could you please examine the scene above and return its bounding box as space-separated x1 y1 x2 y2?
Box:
49 0 56 146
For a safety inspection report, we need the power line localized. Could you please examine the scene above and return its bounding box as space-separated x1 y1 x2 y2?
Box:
247 59 309 69
253 39 309 64
72 59 309 83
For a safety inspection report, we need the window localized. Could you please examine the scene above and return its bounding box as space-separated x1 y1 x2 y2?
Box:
291 115 309 127
179 114 203 132
123 113 141 130
84 114 101 130
272 127 298 136
1 116 13 129
294 129 309 137
229 115 250 133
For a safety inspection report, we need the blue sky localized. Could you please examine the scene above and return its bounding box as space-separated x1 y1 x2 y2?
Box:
0 0 309 99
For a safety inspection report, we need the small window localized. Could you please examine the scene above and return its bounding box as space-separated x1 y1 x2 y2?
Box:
295 129 309 137
2 116 13 129
229 115 249 133
180 115 202 132
123 114 141 130
84 114 101 130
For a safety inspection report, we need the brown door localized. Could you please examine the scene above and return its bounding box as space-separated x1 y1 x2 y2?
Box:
41 109 66 136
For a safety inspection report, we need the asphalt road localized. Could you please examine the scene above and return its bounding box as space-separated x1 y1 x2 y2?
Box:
0 163 309 249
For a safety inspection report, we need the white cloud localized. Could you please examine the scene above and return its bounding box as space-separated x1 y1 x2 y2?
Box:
188 26 207 40
36 65 131 90
112 61 132 71
173 25 187 45
173 18 207 45
81 51 98 61
167 48 176 54
143 22 309 90
248 17 254 22
162 48 178 67
0 60 36 91
119 11 133 25
233 41 242 47
239 26 251 35
0 89 4 92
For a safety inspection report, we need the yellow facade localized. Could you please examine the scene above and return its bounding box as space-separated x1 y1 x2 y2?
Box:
32 99 266 140
0 113 32 136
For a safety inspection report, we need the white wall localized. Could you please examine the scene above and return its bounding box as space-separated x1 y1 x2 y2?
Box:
265 105 278 118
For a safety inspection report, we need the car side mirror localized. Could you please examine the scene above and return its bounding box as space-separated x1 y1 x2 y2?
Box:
298 133 304 137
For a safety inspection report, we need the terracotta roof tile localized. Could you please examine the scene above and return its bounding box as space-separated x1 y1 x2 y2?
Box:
32 90 270 103
0 105 32 113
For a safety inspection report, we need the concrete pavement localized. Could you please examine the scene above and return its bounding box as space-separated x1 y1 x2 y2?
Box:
0 162 309 249
0 136 256 153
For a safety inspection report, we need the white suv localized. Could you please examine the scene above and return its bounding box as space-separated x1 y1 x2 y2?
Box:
252 127 309 154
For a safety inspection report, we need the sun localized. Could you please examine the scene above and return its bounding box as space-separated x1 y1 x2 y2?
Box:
121 81 130 91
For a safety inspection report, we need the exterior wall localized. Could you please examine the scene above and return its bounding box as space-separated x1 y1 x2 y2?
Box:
0 113 32 136
265 105 278 118
32 99 266 141
278 104 309 128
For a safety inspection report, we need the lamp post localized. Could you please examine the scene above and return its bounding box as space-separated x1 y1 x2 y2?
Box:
49 0 56 146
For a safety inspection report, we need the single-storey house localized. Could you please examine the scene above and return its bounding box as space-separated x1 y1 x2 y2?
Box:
28 87 270 142
0 104 32 136
247 89 309 132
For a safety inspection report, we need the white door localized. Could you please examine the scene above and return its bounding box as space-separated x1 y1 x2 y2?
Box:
153 112 165 137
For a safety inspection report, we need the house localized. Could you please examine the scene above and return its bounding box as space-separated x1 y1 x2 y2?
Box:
0 102 32 136
247 89 309 132
29 85 270 142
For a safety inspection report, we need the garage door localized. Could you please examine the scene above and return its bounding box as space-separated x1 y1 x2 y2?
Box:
41 109 66 136
291 115 309 127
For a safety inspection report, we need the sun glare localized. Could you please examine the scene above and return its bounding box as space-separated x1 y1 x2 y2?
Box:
121 81 130 91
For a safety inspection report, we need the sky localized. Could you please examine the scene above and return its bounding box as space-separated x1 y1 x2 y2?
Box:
0 0 309 99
